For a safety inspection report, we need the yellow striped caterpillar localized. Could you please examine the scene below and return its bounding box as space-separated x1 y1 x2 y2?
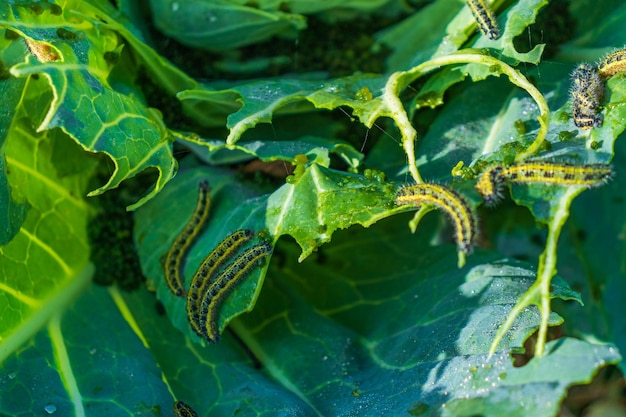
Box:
198 242 273 343
598 48 626 78
570 63 604 129
164 181 211 297
186 229 255 338
466 0 500 40
24 39 60 62
396 183 478 254
173 401 198 417
476 161 613 205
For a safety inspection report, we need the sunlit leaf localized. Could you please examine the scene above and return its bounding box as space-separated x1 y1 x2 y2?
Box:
2 1 177 209
0 119 96 362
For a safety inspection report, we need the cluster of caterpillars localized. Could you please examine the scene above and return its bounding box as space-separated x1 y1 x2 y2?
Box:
465 0 625 130
571 48 626 129
395 41 622 257
396 161 612 257
163 181 272 343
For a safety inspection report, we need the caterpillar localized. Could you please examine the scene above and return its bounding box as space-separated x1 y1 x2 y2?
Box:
598 48 626 78
186 229 255 338
173 401 198 417
199 242 273 343
570 63 604 129
466 0 500 40
396 183 479 254
24 39 60 62
164 181 211 297
475 162 613 205
475 166 506 206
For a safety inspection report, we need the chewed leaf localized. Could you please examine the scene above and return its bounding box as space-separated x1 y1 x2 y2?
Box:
2 2 177 209
266 163 401 260
177 133 363 169
135 161 401 340
178 74 388 143
2 0 626 413
378 0 546 72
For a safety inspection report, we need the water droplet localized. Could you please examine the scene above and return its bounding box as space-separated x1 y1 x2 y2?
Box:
171 2 179 12
89 348 96 355
44 403 57 414
7 371 16 379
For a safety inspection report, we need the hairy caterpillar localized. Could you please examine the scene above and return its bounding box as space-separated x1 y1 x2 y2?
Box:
198 242 273 343
173 401 198 417
186 229 255 338
476 162 613 205
598 48 626 78
467 0 500 40
570 64 604 129
24 39 59 62
396 183 478 254
164 181 211 297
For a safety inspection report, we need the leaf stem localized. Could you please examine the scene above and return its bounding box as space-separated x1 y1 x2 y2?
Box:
534 187 579 356
382 72 421 182
489 187 580 357
49 314 87 417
